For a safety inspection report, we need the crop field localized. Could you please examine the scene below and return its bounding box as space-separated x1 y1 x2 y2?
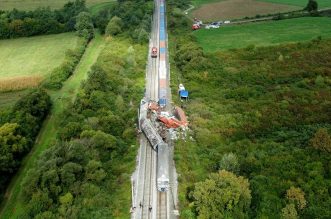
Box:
0 33 78 91
0 0 111 11
191 0 299 21
258 0 331 8
193 17 331 52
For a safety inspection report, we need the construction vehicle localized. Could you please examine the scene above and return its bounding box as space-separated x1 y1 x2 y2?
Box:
178 83 189 101
151 47 158 58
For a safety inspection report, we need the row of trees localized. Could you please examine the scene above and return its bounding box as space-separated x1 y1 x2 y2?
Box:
20 38 147 217
41 11 94 90
0 89 51 202
168 2 331 218
93 0 153 43
0 0 86 39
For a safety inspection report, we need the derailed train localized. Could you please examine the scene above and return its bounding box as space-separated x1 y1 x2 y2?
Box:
157 142 169 192
140 0 170 192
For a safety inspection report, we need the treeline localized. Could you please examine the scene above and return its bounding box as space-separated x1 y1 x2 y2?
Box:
0 89 51 202
93 0 153 43
42 11 94 90
0 0 86 39
168 3 331 219
19 39 146 218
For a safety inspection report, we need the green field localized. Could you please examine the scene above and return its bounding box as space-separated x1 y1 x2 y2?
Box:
0 0 112 10
0 33 78 82
194 17 331 52
191 0 223 7
259 0 331 8
0 90 30 109
0 33 105 219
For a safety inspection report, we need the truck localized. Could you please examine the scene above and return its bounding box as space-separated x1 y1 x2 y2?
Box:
151 47 158 58
178 83 189 101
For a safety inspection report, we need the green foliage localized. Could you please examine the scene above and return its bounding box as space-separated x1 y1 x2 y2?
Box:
105 16 123 36
285 186 307 210
93 0 153 42
193 170 251 219
20 38 147 218
218 153 240 174
281 204 298 219
170 10 331 217
0 0 87 39
305 0 318 12
0 123 27 173
0 89 51 202
75 11 94 40
309 128 331 153
42 38 88 89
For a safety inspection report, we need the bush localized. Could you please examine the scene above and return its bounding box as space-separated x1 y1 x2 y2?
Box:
75 11 94 40
105 16 123 36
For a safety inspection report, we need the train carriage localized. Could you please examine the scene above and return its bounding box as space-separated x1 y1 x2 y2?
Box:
157 142 170 192
159 0 168 108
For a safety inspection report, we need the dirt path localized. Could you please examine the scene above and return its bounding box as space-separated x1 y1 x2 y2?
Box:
0 33 105 219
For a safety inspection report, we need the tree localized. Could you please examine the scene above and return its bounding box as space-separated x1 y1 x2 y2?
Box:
75 11 94 40
305 0 318 12
105 16 123 36
286 187 307 210
281 204 298 219
309 128 331 153
0 123 27 173
218 152 240 174
193 170 251 218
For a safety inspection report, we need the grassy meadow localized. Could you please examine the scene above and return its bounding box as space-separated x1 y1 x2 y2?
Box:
0 90 31 109
191 0 223 7
193 17 331 51
259 0 331 8
0 33 78 91
0 0 112 10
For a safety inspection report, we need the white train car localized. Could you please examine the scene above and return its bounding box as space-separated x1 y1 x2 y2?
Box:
157 142 170 192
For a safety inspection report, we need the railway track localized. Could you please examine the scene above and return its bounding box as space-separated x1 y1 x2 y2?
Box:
140 140 154 219
132 0 174 218
158 192 168 219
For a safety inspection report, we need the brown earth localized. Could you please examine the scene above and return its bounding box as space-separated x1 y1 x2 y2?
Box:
191 0 300 21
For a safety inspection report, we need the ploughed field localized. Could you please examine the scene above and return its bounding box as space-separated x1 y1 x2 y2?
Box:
191 0 300 21
193 17 331 52
0 0 111 10
0 33 78 91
